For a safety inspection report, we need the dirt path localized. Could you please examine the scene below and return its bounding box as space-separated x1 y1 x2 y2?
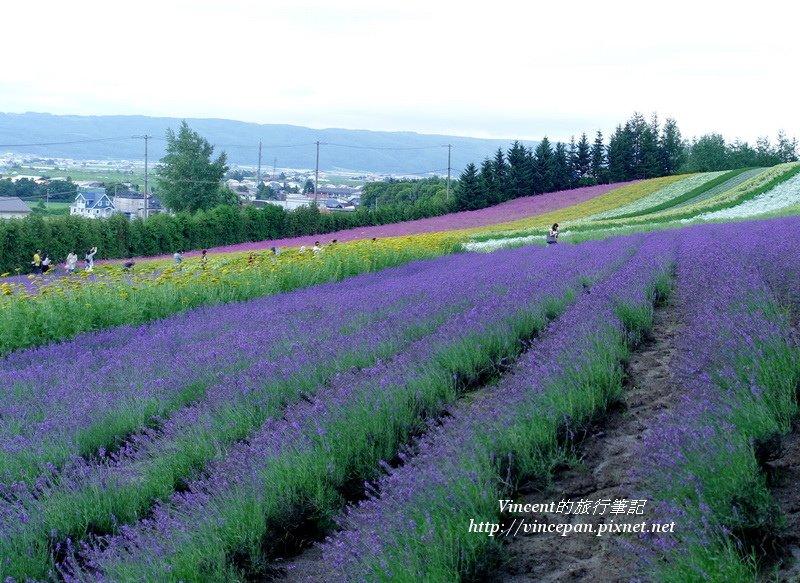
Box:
487 300 682 583
761 314 800 582
762 422 800 582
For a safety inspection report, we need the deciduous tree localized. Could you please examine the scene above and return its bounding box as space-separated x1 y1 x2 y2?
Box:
156 121 230 213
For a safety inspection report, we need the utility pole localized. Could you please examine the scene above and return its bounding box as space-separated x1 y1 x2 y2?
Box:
45 188 50 209
314 140 320 206
446 144 452 201
257 140 262 190
273 157 277 180
133 134 151 218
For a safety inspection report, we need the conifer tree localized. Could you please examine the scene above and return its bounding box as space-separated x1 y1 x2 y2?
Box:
552 142 572 191
659 118 685 174
533 137 554 194
590 131 607 183
575 132 592 181
454 163 481 210
506 141 532 198
478 159 497 204
492 148 509 201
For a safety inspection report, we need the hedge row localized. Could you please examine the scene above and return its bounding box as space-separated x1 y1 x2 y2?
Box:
0 199 447 273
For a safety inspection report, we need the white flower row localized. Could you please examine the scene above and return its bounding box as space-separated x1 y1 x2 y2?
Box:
463 232 572 252
588 172 727 220
689 172 800 222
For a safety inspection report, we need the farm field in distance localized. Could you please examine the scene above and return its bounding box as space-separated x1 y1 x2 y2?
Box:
1 162 800 582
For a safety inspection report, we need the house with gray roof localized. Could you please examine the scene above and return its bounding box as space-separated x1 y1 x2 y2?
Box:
70 190 115 219
0 196 31 219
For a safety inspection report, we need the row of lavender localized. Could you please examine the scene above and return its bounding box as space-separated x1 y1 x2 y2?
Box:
48 238 645 581
632 218 800 581
1 260 455 484
291 233 675 582
56 235 670 581
1 238 638 580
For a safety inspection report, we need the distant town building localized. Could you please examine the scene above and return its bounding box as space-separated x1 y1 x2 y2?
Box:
256 194 314 211
70 190 115 219
112 192 164 219
324 197 356 211
316 186 361 198
0 196 31 219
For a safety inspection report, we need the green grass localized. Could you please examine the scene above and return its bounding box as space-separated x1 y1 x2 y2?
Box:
6 165 146 185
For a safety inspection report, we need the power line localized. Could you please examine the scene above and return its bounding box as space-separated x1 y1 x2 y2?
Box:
323 142 448 151
0 136 133 147
383 168 450 177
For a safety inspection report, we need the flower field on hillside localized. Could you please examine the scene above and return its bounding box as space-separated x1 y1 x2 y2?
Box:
0 234 460 354
585 171 725 220
1 214 799 581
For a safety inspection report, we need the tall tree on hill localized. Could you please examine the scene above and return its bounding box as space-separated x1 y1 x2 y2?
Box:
590 131 607 183
568 136 577 187
492 148 509 201
454 163 482 211
506 141 532 198
607 124 635 182
478 159 497 205
637 113 661 178
685 134 728 172
755 136 780 167
157 121 231 213
776 130 799 162
727 139 757 170
659 117 685 175
575 132 592 181
552 142 572 191
533 137 554 194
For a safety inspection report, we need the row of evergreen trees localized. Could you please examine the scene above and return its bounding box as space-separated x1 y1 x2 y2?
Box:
455 113 684 211
454 112 797 212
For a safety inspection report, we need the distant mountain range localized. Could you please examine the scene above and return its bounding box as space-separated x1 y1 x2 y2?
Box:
0 112 538 175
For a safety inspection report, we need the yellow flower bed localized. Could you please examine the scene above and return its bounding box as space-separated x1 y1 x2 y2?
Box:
0 233 462 353
463 175 686 237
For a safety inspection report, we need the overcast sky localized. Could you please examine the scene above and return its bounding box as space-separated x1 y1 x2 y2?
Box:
1 0 797 144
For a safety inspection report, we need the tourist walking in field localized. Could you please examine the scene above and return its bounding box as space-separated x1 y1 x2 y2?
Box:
65 251 78 274
201 249 208 269
41 254 52 274
547 223 560 245
312 241 322 255
32 249 42 274
85 247 98 271
173 250 184 269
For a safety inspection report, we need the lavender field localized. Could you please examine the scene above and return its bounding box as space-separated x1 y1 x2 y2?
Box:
1 217 799 582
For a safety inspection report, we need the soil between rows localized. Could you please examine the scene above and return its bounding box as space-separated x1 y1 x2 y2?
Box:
761 313 800 583
486 298 682 583
274 298 682 583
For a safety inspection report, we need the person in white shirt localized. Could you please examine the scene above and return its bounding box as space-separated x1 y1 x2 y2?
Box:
65 252 78 274
85 247 97 271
